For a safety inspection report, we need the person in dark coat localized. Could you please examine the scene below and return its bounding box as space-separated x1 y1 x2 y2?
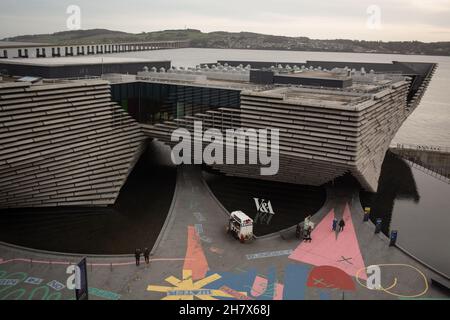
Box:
303 226 312 242
135 248 141 266
338 219 346 232
296 223 302 239
332 218 338 231
144 247 150 265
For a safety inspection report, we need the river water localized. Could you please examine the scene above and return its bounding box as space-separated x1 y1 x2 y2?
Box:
390 165 450 278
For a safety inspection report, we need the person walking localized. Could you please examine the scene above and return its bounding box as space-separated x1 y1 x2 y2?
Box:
304 215 312 227
144 247 150 265
304 226 312 242
296 223 302 239
135 248 141 266
332 218 338 231
338 219 346 232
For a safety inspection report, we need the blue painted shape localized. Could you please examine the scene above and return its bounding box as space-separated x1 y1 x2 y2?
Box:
46 280 65 291
195 224 203 235
204 264 311 300
24 277 43 285
319 291 331 300
0 279 19 286
89 287 121 300
283 264 310 300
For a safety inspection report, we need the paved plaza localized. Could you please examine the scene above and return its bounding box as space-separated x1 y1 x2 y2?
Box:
0 165 448 300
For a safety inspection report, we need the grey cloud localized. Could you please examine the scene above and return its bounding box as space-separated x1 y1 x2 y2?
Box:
1 0 449 40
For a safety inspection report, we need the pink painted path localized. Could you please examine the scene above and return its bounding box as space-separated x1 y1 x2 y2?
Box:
289 204 367 280
183 225 209 280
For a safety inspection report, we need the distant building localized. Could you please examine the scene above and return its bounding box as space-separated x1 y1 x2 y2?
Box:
0 57 170 79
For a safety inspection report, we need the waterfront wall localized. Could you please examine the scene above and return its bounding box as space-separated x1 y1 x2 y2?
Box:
390 145 450 178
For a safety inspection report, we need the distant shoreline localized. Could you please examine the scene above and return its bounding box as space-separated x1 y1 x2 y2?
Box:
4 28 449 57
190 46 450 58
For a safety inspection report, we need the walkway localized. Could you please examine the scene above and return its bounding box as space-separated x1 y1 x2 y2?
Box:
0 165 448 300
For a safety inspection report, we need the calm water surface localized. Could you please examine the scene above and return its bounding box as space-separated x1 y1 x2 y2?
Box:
390 166 450 278
361 151 450 278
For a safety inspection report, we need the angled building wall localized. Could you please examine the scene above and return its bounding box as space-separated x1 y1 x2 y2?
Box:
143 79 412 192
0 80 146 208
141 60 436 192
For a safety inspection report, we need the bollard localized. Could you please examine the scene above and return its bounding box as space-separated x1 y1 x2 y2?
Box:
110 262 113 272
363 212 370 222
363 207 371 222
390 230 398 246
375 218 382 234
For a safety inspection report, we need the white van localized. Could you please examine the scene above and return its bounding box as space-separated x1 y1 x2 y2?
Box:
227 211 254 242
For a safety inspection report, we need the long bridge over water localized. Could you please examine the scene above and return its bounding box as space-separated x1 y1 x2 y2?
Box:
0 40 190 59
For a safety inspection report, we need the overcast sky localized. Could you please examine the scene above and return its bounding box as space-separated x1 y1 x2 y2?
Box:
0 0 449 41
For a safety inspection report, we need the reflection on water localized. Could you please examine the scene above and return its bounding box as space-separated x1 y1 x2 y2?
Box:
203 169 326 236
361 151 450 278
0 141 176 255
360 152 420 235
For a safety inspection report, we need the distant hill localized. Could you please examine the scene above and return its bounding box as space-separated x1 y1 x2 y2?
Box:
3 29 140 44
3 28 450 56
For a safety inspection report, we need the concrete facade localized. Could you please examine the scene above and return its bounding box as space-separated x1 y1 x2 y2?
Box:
218 60 437 110
143 81 410 192
0 60 437 207
0 80 146 208
141 61 436 192
0 59 171 79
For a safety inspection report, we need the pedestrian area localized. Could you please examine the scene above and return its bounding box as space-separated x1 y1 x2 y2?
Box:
0 165 449 300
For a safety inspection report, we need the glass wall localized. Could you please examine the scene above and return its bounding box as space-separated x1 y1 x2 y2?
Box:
111 82 241 125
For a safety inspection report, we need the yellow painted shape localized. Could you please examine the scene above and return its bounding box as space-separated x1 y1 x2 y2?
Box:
356 264 429 298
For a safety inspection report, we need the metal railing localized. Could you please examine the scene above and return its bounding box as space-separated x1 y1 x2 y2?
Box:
390 143 450 154
404 160 450 184
44 75 102 83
